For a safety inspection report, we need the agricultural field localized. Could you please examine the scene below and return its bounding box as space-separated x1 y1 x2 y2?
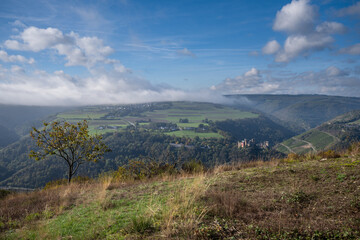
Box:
56 102 258 138
299 130 336 150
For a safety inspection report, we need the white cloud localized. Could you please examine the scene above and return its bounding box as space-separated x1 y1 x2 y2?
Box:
275 34 333 62
264 0 344 62
325 66 348 77
244 67 260 77
0 27 230 105
262 40 281 54
0 64 226 106
339 43 360 55
5 27 67 52
12 20 26 28
211 66 360 97
10 65 25 73
0 50 34 64
211 67 280 94
315 22 346 34
337 2 360 17
176 48 196 57
273 0 316 34
4 26 114 68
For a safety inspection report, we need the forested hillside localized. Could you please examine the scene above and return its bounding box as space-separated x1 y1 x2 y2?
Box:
0 125 18 148
228 94 360 132
0 105 71 138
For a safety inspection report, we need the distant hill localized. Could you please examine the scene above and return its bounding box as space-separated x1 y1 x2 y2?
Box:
227 94 360 132
276 110 360 154
0 105 72 137
0 125 19 149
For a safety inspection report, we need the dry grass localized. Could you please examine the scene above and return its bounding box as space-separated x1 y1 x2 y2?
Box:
198 157 360 239
160 174 209 238
212 159 280 174
0 181 104 232
1 148 360 239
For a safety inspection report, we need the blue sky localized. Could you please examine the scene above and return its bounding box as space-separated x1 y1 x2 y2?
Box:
0 0 359 105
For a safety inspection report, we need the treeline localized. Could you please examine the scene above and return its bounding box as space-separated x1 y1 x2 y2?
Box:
215 116 294 144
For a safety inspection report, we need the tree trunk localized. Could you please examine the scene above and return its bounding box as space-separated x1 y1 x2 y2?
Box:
68 166 73 183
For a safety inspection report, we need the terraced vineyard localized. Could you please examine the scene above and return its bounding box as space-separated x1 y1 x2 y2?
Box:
277 110 360 154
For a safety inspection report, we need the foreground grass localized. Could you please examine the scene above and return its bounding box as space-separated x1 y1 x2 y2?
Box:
1 155 360 239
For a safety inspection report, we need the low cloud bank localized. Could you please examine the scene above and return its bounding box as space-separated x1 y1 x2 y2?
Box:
211 66 360 97
0 65 229 106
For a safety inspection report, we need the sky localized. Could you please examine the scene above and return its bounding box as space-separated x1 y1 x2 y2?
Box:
0 0 359 105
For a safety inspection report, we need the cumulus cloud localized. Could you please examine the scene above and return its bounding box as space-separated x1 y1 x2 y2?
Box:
4 26 115 68
275 34 333 62
0 50 34 64
337 2 360 17
339 43 360 55
211 66 360 97
273 0 317 34
264 0 345 63
210 67 280 94
262 40 281 55
176 48 196 57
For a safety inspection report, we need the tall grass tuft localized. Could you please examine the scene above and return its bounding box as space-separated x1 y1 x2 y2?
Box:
161 174 209 238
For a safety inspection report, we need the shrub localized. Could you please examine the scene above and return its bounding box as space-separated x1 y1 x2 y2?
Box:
44 176 91 189
112 158 178 182
286 153 302 162
318 150 340 159
0 189 11 200
182 160 204 174
348 142 360 157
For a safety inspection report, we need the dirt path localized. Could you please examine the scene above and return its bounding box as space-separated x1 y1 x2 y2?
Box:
124 119 136 128
292 137 317 153
279 143 295 154
319 130 340 142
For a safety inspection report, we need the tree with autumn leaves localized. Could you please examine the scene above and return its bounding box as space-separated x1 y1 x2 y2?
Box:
30 120 110 183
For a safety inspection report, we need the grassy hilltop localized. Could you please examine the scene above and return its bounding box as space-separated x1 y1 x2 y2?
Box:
1 145 360 239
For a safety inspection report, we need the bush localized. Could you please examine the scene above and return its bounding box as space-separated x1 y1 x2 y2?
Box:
112 158 178 182
348 142 360 157
284 153 302 162
0 189 11 200
44 176 91 189
318 150 340 159
182 160 204 174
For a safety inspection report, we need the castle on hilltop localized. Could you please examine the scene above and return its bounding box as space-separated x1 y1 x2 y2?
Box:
238 138 269 149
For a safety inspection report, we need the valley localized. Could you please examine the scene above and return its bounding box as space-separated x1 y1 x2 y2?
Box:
1 95 360 189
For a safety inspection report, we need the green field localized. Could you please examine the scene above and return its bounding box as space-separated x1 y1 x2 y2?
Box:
56 102 258 138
